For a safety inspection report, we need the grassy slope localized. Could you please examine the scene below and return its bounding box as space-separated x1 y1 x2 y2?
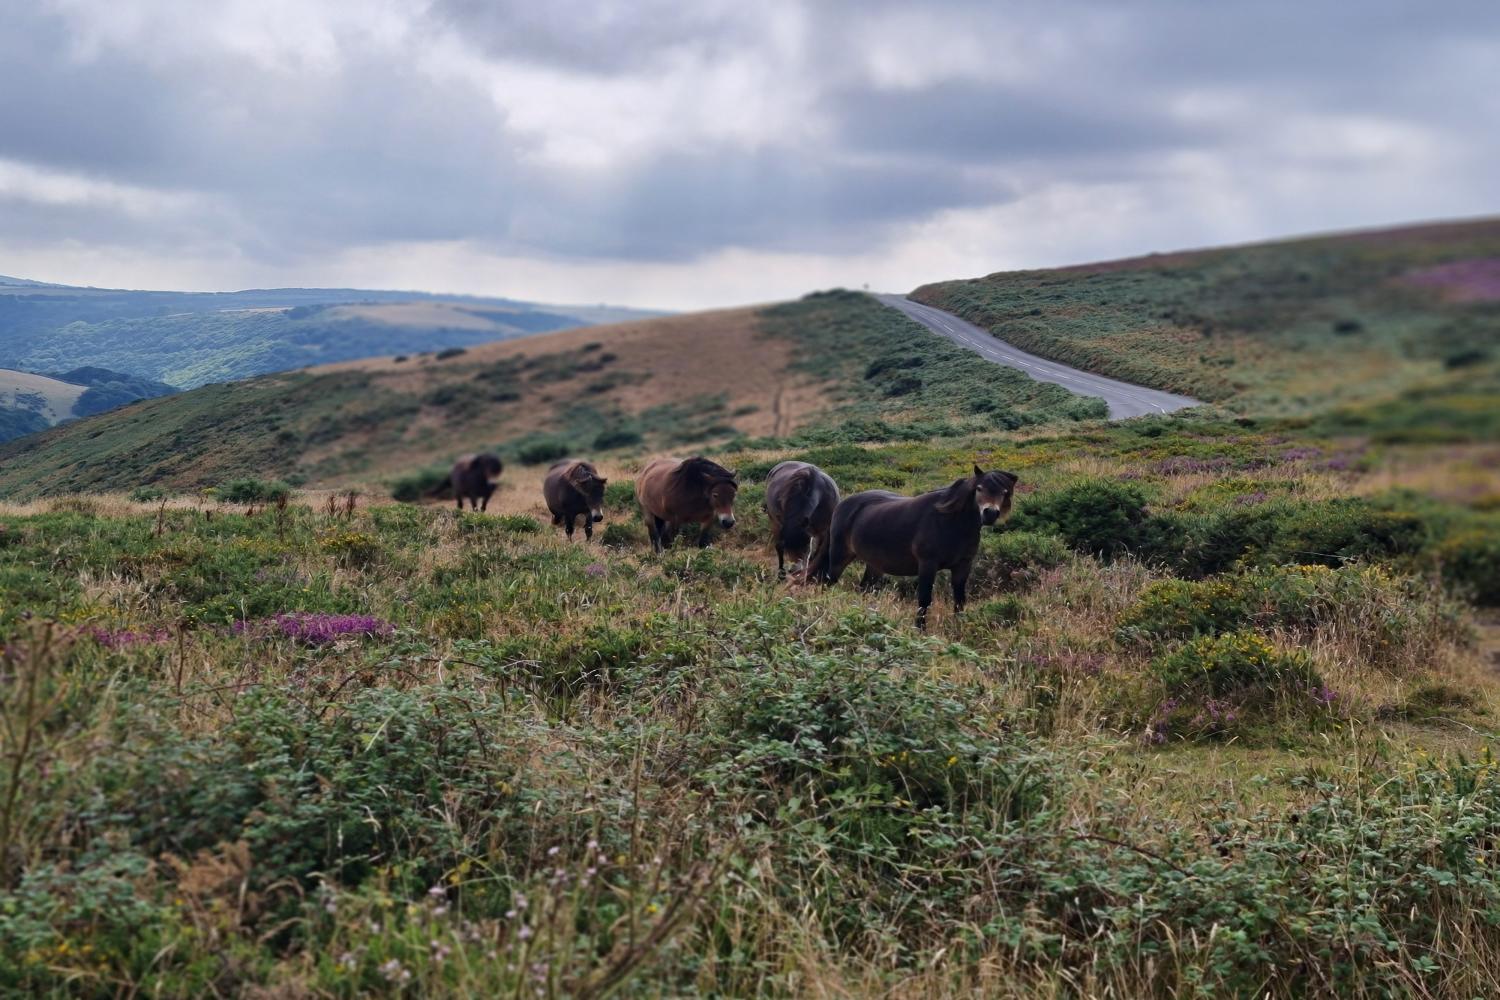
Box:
0 294 1103 499
0 410 1496 996
5 222 1500 995
912 217 1500 415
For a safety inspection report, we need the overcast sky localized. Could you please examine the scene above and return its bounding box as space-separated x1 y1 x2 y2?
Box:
2 1 1497 309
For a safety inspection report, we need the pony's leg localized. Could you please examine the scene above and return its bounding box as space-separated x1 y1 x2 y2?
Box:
951 559 973 615
822 530 855 585
647 516 662 552
565 514 576 539
583 514 594 541
859 566 884 591
776 540 785 579
454 493 463 511
696 522 715 549
915 563 937 631
803 534 828 583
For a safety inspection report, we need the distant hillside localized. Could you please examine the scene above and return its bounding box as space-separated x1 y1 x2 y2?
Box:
912 217 1500 416
0 277 663 388
0 366 178 444
44 367 178 418
0 293 1096 498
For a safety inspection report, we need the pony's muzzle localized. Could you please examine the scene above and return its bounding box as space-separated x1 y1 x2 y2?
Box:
591 509 604 523
719 515 736 529
980 506 1002 526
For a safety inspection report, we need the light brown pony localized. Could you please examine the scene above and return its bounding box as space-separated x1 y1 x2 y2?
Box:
634 456 738 552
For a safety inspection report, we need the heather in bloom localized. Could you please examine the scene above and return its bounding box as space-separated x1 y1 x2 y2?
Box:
234 613 394 645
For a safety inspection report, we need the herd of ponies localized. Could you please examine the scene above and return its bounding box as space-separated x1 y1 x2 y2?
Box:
443 452 1018 629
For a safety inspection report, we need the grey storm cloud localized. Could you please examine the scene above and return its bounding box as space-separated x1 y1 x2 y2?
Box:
1 0 1497 293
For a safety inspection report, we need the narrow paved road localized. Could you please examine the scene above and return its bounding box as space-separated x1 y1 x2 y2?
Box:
876 294 1201 419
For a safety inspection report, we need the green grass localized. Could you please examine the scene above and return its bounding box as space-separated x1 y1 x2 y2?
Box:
2 407 1498 996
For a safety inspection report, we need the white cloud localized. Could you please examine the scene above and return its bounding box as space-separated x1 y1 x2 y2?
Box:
0 1 1495 308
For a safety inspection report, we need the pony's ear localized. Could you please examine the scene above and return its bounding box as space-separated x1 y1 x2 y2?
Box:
973 464 985 478
727 470 738 482
599 477 608 486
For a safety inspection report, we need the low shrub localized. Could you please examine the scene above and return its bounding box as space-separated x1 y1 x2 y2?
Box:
593 427 643 450
389 466 449 503
1009 478 1151 558
970 529 1070 592
319 530 382 567
128 485 168 503
1435 528 1500 605
1146 496 1430 578
600 522 641 547
1118 564 1464 670
1147 631 1329 742
516 438 573 466
218 478 292 505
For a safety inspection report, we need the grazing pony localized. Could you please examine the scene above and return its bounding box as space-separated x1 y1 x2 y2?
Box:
764 460 839 579
449 453 504 511
543 459 608 541
815 465 1017 629
634 456 738 552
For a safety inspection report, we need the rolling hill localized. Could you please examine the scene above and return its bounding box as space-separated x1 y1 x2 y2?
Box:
1 217 1494 501
0 275 662 389
911 217 1500 416
0 292 1098 498
0 366 177 444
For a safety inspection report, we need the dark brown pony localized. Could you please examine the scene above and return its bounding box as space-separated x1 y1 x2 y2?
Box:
814 465 1017 629
449 453 504 511
634 456 738 552
543 459 607 541
764 460 839 579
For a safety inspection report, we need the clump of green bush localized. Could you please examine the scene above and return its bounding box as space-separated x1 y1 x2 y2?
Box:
970 529 1070 592
1117 564 1464 669
218 477 292 504
1009 478 1150 558
389 465 449 503
516 438 573 465
1147 630 1329 742
1436 529 1500 605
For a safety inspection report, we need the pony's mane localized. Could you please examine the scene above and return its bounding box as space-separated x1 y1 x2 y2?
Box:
676 457 735 485
932 475 977 515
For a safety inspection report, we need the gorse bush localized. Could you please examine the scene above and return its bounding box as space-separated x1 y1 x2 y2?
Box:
970 528 1070 592
1009 478 1151 558
388 464 448 502
1116 564 1464 669
1147 495 1429 577
218 477 292 504
1147 631 1329 742
1436 528 1500 605
515 437 573 465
